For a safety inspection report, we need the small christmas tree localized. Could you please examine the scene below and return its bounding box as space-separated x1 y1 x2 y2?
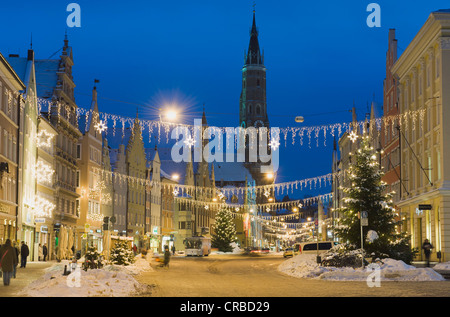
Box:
110 240 135 266
334 134 413 263
211 208 237 253
82 245 103 271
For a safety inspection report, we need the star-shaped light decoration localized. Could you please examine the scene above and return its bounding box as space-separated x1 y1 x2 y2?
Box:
94 120 107 133
184 135 195 148
172 189 179 196
348 130 358 143
268 138 280 150
204 205 209 210
264 190 270 198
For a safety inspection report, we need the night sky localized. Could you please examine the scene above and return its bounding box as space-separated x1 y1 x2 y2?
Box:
1 0 449 198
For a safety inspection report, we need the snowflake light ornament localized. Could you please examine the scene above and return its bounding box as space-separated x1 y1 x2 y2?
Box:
269 138 280 150
94 120 107 133
349 130 358 143
184 135 195 148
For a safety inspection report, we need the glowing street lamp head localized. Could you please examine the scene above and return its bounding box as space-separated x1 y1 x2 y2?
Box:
164 109 177 121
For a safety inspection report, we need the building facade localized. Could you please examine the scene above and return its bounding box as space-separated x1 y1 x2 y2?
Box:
0 53 25 247
381 29 402 205
35 34 82 260
125 115 147 249
77 85 105 253
393 10 450 262
36 116 58 259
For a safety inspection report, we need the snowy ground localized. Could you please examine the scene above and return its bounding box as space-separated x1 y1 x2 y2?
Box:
18 254 154 297
17 249 450 297
210 242 243 255
278 254 448 282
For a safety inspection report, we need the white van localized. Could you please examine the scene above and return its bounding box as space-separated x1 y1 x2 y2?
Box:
293 241 339 255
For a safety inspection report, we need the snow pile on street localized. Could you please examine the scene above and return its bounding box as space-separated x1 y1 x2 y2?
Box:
433 261 450 271
18 256 154 297
278 254 445 281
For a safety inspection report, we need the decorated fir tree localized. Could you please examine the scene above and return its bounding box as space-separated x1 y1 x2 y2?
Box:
82 245 104 271
211 208 237 253
334 134 414 263
109 240 135 266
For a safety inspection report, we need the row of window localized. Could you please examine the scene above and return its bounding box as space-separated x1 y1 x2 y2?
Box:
0 84 19 125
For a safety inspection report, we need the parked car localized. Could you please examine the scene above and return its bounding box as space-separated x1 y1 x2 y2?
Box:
283 248 294 258
294 241 339 255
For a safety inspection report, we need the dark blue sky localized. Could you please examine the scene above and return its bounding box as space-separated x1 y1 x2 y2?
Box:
1 0 448 197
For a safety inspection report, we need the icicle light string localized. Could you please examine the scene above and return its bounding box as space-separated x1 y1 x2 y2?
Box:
174 193 332 216
35 97 429 149
92 165 338 198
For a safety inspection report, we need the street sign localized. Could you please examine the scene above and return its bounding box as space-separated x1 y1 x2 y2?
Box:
360 211 368 226
418 204 432 210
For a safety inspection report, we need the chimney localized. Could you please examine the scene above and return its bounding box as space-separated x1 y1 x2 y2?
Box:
27 49 34 61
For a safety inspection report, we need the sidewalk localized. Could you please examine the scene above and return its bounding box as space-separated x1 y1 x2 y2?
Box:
0 261 55 297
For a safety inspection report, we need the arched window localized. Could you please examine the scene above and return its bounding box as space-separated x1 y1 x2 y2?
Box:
256 104 261 115
248 104 252 114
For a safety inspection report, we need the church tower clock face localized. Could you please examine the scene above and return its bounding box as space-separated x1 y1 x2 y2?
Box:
254 120 264 128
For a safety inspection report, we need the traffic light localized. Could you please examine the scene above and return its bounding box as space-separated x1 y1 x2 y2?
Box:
103 216 110 230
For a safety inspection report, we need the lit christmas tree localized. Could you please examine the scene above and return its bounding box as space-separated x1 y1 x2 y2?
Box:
82 245 104 271
211 208 237 253
109 240 135 266
334 134 414 263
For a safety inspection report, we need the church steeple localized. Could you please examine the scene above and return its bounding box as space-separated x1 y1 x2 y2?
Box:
245 10 263 66
239 9 268 129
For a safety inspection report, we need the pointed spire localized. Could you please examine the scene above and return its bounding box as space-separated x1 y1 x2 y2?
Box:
245 8 263 65
202 104 207 126
63 30 69 55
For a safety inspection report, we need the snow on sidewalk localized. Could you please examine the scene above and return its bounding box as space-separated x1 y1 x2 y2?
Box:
18 255 154 297
278 254 447 281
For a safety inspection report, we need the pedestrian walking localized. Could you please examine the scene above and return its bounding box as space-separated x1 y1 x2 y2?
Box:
171 245 176 256
12 241 19 278
163 245 171 268
38 244 43 261
43 244 48 262
20 241 29 268
0 239 18 286
422 239 433 267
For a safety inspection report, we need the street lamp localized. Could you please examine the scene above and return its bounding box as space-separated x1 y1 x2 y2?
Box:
159 107 178 123
165 110 177 121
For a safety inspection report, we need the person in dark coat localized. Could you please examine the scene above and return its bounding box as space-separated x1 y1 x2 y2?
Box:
422 239 433 267
20 242 29 268
163 245 171 268
0 239 18 285
12 241 19 278
43 244 48 262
